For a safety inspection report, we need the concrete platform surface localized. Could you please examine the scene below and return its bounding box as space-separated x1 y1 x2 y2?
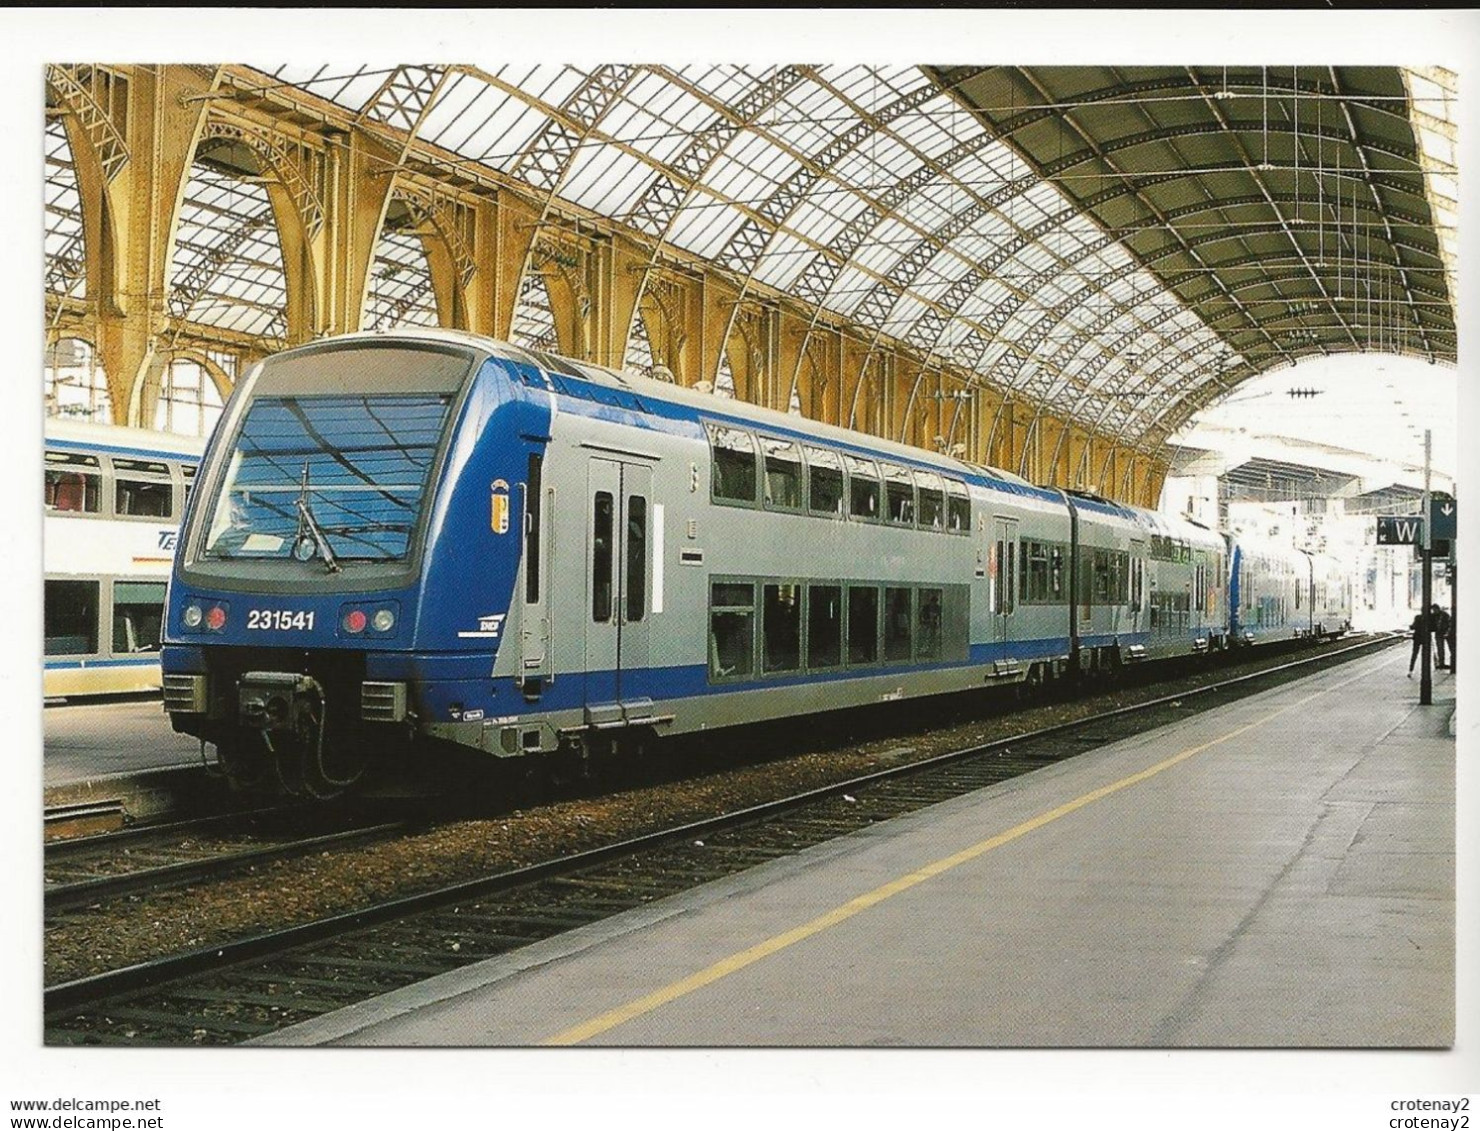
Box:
43 696 203 787
259 645 1454 1049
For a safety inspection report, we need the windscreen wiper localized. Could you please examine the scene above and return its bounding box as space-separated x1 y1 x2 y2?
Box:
293 460 341 573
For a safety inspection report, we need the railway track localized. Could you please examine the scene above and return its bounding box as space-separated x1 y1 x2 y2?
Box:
43 633 1398 1046
45 811 414 911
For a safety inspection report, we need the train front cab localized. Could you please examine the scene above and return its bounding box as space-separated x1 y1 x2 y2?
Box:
160 334 542 795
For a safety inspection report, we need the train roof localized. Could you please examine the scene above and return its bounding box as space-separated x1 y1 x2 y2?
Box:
303 328 1060 503
44 418 206 462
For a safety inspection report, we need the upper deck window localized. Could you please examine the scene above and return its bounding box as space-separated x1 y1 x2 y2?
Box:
761 437 803 511
708 424 757 505
844 455 879 520
805 447 844 517
114 458 174 519
45 452 102 513
914 470 944 530
882 463 914 526
202 393 453 564
944 478 970 533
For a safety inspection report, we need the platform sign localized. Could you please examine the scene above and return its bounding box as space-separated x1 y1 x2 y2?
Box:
1376 515 1425 546
1426 497 1450 541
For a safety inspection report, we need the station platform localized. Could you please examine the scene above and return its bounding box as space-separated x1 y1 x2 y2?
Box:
43 697 202 787
261 644 1455 1048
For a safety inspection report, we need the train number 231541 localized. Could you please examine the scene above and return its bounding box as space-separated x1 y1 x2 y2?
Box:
247 609 316 631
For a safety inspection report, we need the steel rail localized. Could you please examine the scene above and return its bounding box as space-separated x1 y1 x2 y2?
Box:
45 822 410 915
44 804 295 856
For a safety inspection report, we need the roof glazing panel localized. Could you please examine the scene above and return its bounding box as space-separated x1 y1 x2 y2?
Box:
44 116 84 300
229 63 1453 443
168 161 287 342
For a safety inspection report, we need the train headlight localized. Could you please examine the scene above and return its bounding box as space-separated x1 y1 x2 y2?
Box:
372 608 395 633
183 604 203 629
206 605 227 631
343 609 368 634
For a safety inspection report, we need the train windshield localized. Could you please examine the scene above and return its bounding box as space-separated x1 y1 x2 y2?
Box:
202 393 454 564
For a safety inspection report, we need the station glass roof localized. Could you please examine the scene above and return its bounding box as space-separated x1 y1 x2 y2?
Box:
46 64 1456 450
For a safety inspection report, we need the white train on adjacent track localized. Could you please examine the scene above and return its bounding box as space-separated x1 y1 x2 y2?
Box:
44 420 203 699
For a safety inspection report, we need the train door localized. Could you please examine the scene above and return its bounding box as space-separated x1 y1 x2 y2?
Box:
518 454 552 694
1129 539 1145 636
585 458 653 713
992 516 1018 647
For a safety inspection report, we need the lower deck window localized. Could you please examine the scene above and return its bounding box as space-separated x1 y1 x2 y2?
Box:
112 580 167 653
709 577 967 682
883 586 913 661
807 584 842 668
763 583 801 672
917 588 943 660
45 579 99 655
709 581 755 679
847 586 879 664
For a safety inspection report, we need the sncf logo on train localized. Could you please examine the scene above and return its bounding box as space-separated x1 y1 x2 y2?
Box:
458 613 506 639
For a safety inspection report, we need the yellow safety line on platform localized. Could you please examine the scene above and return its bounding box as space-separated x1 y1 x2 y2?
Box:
542 656 1389 1046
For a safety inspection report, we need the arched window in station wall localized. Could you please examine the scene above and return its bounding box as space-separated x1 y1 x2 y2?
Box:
45 338 111 423
168 146 289 345
153 355 227 439
363 200 439 330
509 270 558 353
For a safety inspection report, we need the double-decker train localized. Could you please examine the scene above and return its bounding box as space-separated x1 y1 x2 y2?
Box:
44 420 203 699
157 329 1350 797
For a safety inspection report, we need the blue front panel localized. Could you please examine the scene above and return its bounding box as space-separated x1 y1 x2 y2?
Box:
408 357 547 653
163 355 551 705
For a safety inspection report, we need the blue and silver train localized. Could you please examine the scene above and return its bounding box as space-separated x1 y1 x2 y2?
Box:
159 329 1351 796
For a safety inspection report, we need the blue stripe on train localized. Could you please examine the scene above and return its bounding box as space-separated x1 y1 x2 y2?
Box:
405 633 1160 721
45 656 160 669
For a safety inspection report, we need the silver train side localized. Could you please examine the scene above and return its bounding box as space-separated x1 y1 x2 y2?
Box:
160 329 1352 796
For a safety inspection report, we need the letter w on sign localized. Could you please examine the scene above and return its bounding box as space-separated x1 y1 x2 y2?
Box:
1376 516 1425 545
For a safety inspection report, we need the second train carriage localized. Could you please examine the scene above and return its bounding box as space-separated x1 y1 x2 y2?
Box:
158 329 1350 795
1306 551 1354 640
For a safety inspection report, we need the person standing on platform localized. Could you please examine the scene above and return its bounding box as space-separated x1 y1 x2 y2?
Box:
1409 607 1431 678
1432 604 1452 669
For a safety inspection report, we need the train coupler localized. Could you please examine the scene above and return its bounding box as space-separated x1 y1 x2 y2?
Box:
238 671 325 734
